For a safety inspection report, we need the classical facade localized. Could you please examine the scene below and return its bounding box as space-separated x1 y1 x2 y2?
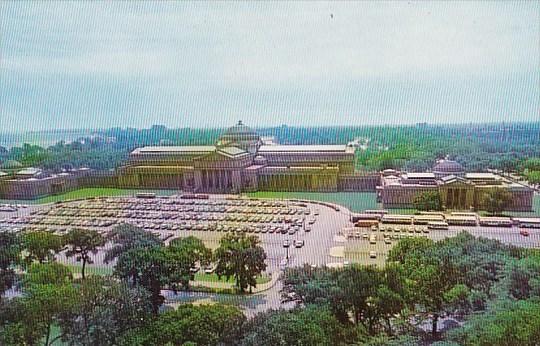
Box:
117 121 376 193
377 159 534 211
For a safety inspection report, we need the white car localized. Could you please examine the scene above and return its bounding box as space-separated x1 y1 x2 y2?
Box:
294 240 305 248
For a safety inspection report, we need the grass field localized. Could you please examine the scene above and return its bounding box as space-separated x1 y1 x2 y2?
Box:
194 272 271 285
245 191 418 214
68 264 114 277
67 264 271 285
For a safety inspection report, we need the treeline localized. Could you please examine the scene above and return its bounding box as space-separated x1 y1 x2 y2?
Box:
1 122 539 174
279 232 540 345
2 227 539 345
0 225 267 345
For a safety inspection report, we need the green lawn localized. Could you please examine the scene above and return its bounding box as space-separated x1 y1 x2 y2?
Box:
194 272 271 285
244 191 412 214
68 264 114 277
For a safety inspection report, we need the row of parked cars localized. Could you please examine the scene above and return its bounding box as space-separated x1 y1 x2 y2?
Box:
0 196 317 237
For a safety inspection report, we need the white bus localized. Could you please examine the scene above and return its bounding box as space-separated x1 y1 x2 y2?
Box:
446 215 478 226
514 218 540 229
427 221 449 230
478 217 513 228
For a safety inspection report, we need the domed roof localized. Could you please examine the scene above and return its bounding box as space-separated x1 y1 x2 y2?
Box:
217 121 261 150
220 121 259 140
433 159 464 174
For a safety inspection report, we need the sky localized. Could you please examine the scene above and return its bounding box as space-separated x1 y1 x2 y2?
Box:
1 1 539 132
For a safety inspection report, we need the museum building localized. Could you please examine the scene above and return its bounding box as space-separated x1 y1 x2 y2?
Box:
117 121 377 193
377 159 534 211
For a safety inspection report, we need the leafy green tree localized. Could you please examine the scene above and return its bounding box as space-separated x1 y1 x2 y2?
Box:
105 223 162 263
414 191 443 211
118 304 245 346
0 298 45 346
389 238 462 335
22 263 77 346
0 231 20 302
448 299 540 346
483 188 511 215
167 236 212 290
64 229 106 280
114 247 170 314
25 262 72 286
58 276 152 346
21 231 65 265
504 254 540 300
241 306 358 346
214 233 267 293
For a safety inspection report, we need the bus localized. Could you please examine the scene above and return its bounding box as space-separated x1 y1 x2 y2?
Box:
450 212 478 218
355 219 379 228
427 221 449 230
446 215 478 226
413 214 445 225
514 218 540 229
381 215 414 225
136 192 156 199
351 213 381 222
478 217 513 228
365 209 389 215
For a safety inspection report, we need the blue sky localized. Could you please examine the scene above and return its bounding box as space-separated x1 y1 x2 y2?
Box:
1 1 538 131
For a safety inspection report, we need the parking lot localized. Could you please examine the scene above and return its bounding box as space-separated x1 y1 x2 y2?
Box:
0 195 353 273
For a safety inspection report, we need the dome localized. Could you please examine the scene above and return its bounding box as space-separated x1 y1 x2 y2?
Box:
433 159 464 177
219 121 260 142
253 155 267 165
217 121 261 154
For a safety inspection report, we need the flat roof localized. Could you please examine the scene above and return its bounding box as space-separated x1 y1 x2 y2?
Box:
17 167 41 175
465 173 497 179
405 173 436 179
132 146 216 154
258 145 353 153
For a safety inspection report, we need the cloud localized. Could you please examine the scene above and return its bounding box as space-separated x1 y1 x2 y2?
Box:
0 1 538 130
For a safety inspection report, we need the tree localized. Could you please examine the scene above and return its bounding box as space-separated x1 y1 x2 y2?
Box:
58 276 152 346
448 299 540 346
105 223 162 264
64 229 106 280
388 237 463 335
118 304 246 346
23 263 77 346
414 191 443 211
483 188 511 215
167 236 212 290
214 233 267 293
21 231 65 265
114 247 170 314
0 231 20 303
240 306 357 346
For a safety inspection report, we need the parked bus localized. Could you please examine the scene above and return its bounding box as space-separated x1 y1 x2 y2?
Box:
450 212 478 218
364 209 389 215
136 192 156 199
478 217 513 228
446 215 478 226
427 221 449 230
413 214 445 225
514 218 540 229
381 214 414 225
355 219 379 228
351 213 381 222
